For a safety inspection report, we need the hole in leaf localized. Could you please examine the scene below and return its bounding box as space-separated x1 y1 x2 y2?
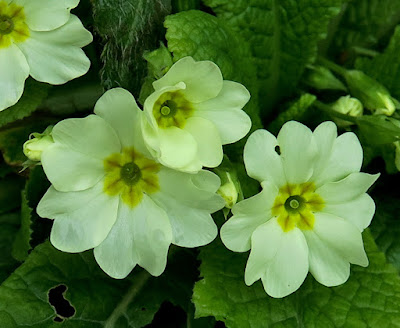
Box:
275 145 281 155
48 285 75 320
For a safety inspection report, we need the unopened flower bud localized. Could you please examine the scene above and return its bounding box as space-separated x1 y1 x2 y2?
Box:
304 65 347 91
23 126 54 162
344 70 396 116
331 96 363 127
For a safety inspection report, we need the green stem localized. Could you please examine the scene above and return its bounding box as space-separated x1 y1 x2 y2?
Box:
313 100 358 123
104 270 151 328
352 46 379 58
317 57 348 77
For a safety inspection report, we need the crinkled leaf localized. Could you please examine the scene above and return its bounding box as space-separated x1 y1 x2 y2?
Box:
165 10 261 132
356 26 400 99
0 242 204 327
0 79 50 128
0 212 19 284
267 93 317 134
331 0 400 56
11 191 31 262
202 0 343 113
92 0 171 97
0 175 24 215
193 231 400 328
172 0 200 12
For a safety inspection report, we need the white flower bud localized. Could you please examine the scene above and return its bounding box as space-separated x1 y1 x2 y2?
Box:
23 127 54 162
331 96 363 127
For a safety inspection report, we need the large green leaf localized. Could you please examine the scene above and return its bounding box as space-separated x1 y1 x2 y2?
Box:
202 0 343 113
165 10 261 132
92 0 171 97
193 231 400 327
164 10 262 197
356 26 400 99
0 242 205 327
0 79 51 128
331 0 400 57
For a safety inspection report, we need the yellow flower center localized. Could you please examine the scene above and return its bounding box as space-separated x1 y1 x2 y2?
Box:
103 147 160 208
271 182 324 232
0 1 29 48
153 91 193 128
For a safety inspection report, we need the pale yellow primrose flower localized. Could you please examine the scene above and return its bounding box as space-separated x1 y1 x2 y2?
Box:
220 121 379 298
0 0 92 110
36 88 224 279
142 56 252 173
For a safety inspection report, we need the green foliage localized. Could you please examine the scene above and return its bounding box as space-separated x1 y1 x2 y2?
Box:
331 0 400 56
356 115 400 145
0 176 24 215
11 192 31 262
0 242 204 327
268 93 317 134
356 26 400 99
370 189 400 272
0 79 51 129
193 231 400 327
202 0 343 113
165 10 262 131
92 0 172 97
0 212 19 283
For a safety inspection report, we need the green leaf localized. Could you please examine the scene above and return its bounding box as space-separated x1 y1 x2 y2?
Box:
164 10 262 197
0 79 51 128
193 231 400 327
92 0 171 97
0 212 19 284
12 166 52 262
267 93 317 134
0 242 203 327
370 182 400 271
356 26 400 99
11 192 32 262
202 0 343 113
356 115 400 145
331 0 400 56
165 10 262 131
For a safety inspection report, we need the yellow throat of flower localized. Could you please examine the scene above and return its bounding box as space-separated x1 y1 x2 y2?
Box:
153 91 194 128
103 148 160 208
0 1 29 48
272 182 324 232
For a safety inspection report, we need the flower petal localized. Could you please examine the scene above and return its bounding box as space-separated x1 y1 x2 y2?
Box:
184 116 223 168
17 15 92 84
158 126 198 170
314 132 363 186
157 168 224 211
94 202 139 279
0 44 29 110
94 88 150 155
317 172 380 204
151 192 218 247
15 0 79 31
277 121 316 185
244 129 286 187
245 217 309 298
132 195 173 276
221 183 278 252
41 144 105 192
153 57 223 103
311 121 337 181
303 229 350 287
322 193 376 231
51 115 121 159
37 182 119 253
194 80 251 144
